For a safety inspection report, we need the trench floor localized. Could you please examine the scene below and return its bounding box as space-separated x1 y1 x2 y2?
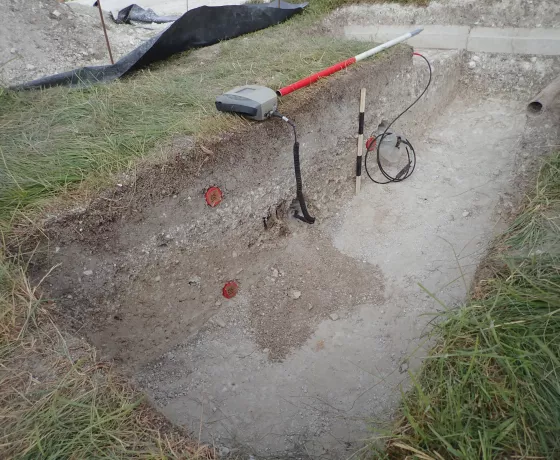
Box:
136 94 529 458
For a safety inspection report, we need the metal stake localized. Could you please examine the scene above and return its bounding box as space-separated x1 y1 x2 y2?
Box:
96 0 114 65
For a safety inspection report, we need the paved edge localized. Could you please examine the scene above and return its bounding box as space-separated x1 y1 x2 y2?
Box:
344 25 560 56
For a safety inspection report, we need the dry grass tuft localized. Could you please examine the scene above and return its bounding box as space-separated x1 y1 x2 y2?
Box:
0 250 212 459
370 153 560 459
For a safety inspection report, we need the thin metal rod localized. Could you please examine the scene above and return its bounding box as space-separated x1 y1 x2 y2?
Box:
97 0 114 65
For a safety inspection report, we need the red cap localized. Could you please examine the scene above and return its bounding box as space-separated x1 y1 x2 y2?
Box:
365 137 377 151
205 186 223 207
222 281 239 299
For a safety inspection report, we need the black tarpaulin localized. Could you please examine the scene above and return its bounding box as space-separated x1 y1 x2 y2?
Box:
13 1 307 90
114 4 179 24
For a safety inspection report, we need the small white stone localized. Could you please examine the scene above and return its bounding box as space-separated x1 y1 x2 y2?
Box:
188 275 201 286
468 61 476 69
472 55 481 62
531 56 537 63
462 211 470 217
272 268 279 278
290 290 302 299
154 275 161 282
26 64 35 71
51 9 61 19
83 270 93 276
10 48 16 54
215 300 222 307
232 251 238 258
329 313 339 321
263 348 269 353
215 318 226 328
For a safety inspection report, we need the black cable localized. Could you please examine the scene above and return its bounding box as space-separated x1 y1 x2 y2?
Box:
273 112 315 224
364 52 432 184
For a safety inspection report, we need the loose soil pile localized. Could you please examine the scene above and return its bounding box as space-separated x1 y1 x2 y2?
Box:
0 0 161 86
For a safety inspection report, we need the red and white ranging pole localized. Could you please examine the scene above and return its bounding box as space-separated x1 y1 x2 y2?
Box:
276 28 424 97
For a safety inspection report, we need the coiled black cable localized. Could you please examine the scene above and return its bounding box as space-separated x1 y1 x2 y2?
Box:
274 112 315 224
364 52 432 184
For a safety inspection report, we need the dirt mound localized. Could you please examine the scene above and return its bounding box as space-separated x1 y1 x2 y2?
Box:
0 0 157 86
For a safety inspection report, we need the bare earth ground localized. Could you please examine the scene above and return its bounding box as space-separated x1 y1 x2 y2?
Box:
6 0 560 458
0 0 250 87
135 87 558 458
33 46 559 457
0 0 165 86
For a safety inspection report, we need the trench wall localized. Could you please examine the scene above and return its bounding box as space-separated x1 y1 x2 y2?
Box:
36 45 462 370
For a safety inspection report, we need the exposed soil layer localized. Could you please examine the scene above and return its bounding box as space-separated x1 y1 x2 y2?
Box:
0 0 164 86
35 46 458 369
31 46 560 459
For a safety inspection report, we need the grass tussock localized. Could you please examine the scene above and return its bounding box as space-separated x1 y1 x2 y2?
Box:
378 153 560 459
0 8 370 227
0 251 213 459
0 0 426 456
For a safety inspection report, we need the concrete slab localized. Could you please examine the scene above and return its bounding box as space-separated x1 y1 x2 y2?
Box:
344 24 470 50
468 27 560 56
344 25 560 56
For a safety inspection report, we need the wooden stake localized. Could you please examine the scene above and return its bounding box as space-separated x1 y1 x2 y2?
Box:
96 0 114 65
355 88 366 195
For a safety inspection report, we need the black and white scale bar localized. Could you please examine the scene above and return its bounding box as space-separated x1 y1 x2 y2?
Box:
355 88 366 195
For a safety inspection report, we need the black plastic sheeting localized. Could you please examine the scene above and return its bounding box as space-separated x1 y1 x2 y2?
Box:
13 1 307 91
114 4 178 24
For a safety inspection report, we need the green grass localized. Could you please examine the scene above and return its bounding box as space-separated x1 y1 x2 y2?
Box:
0 252 212 459
0 2 376 227
0 0 428 226
0 1 427 457
0 2 370 456
377 153 560 459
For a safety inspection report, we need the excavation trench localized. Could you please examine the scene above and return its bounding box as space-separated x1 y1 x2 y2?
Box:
35 46 560 457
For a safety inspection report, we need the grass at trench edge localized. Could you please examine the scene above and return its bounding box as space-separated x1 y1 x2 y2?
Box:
0 0 425 227
0 0 420 457
368 152 560 459
16 0 556 457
